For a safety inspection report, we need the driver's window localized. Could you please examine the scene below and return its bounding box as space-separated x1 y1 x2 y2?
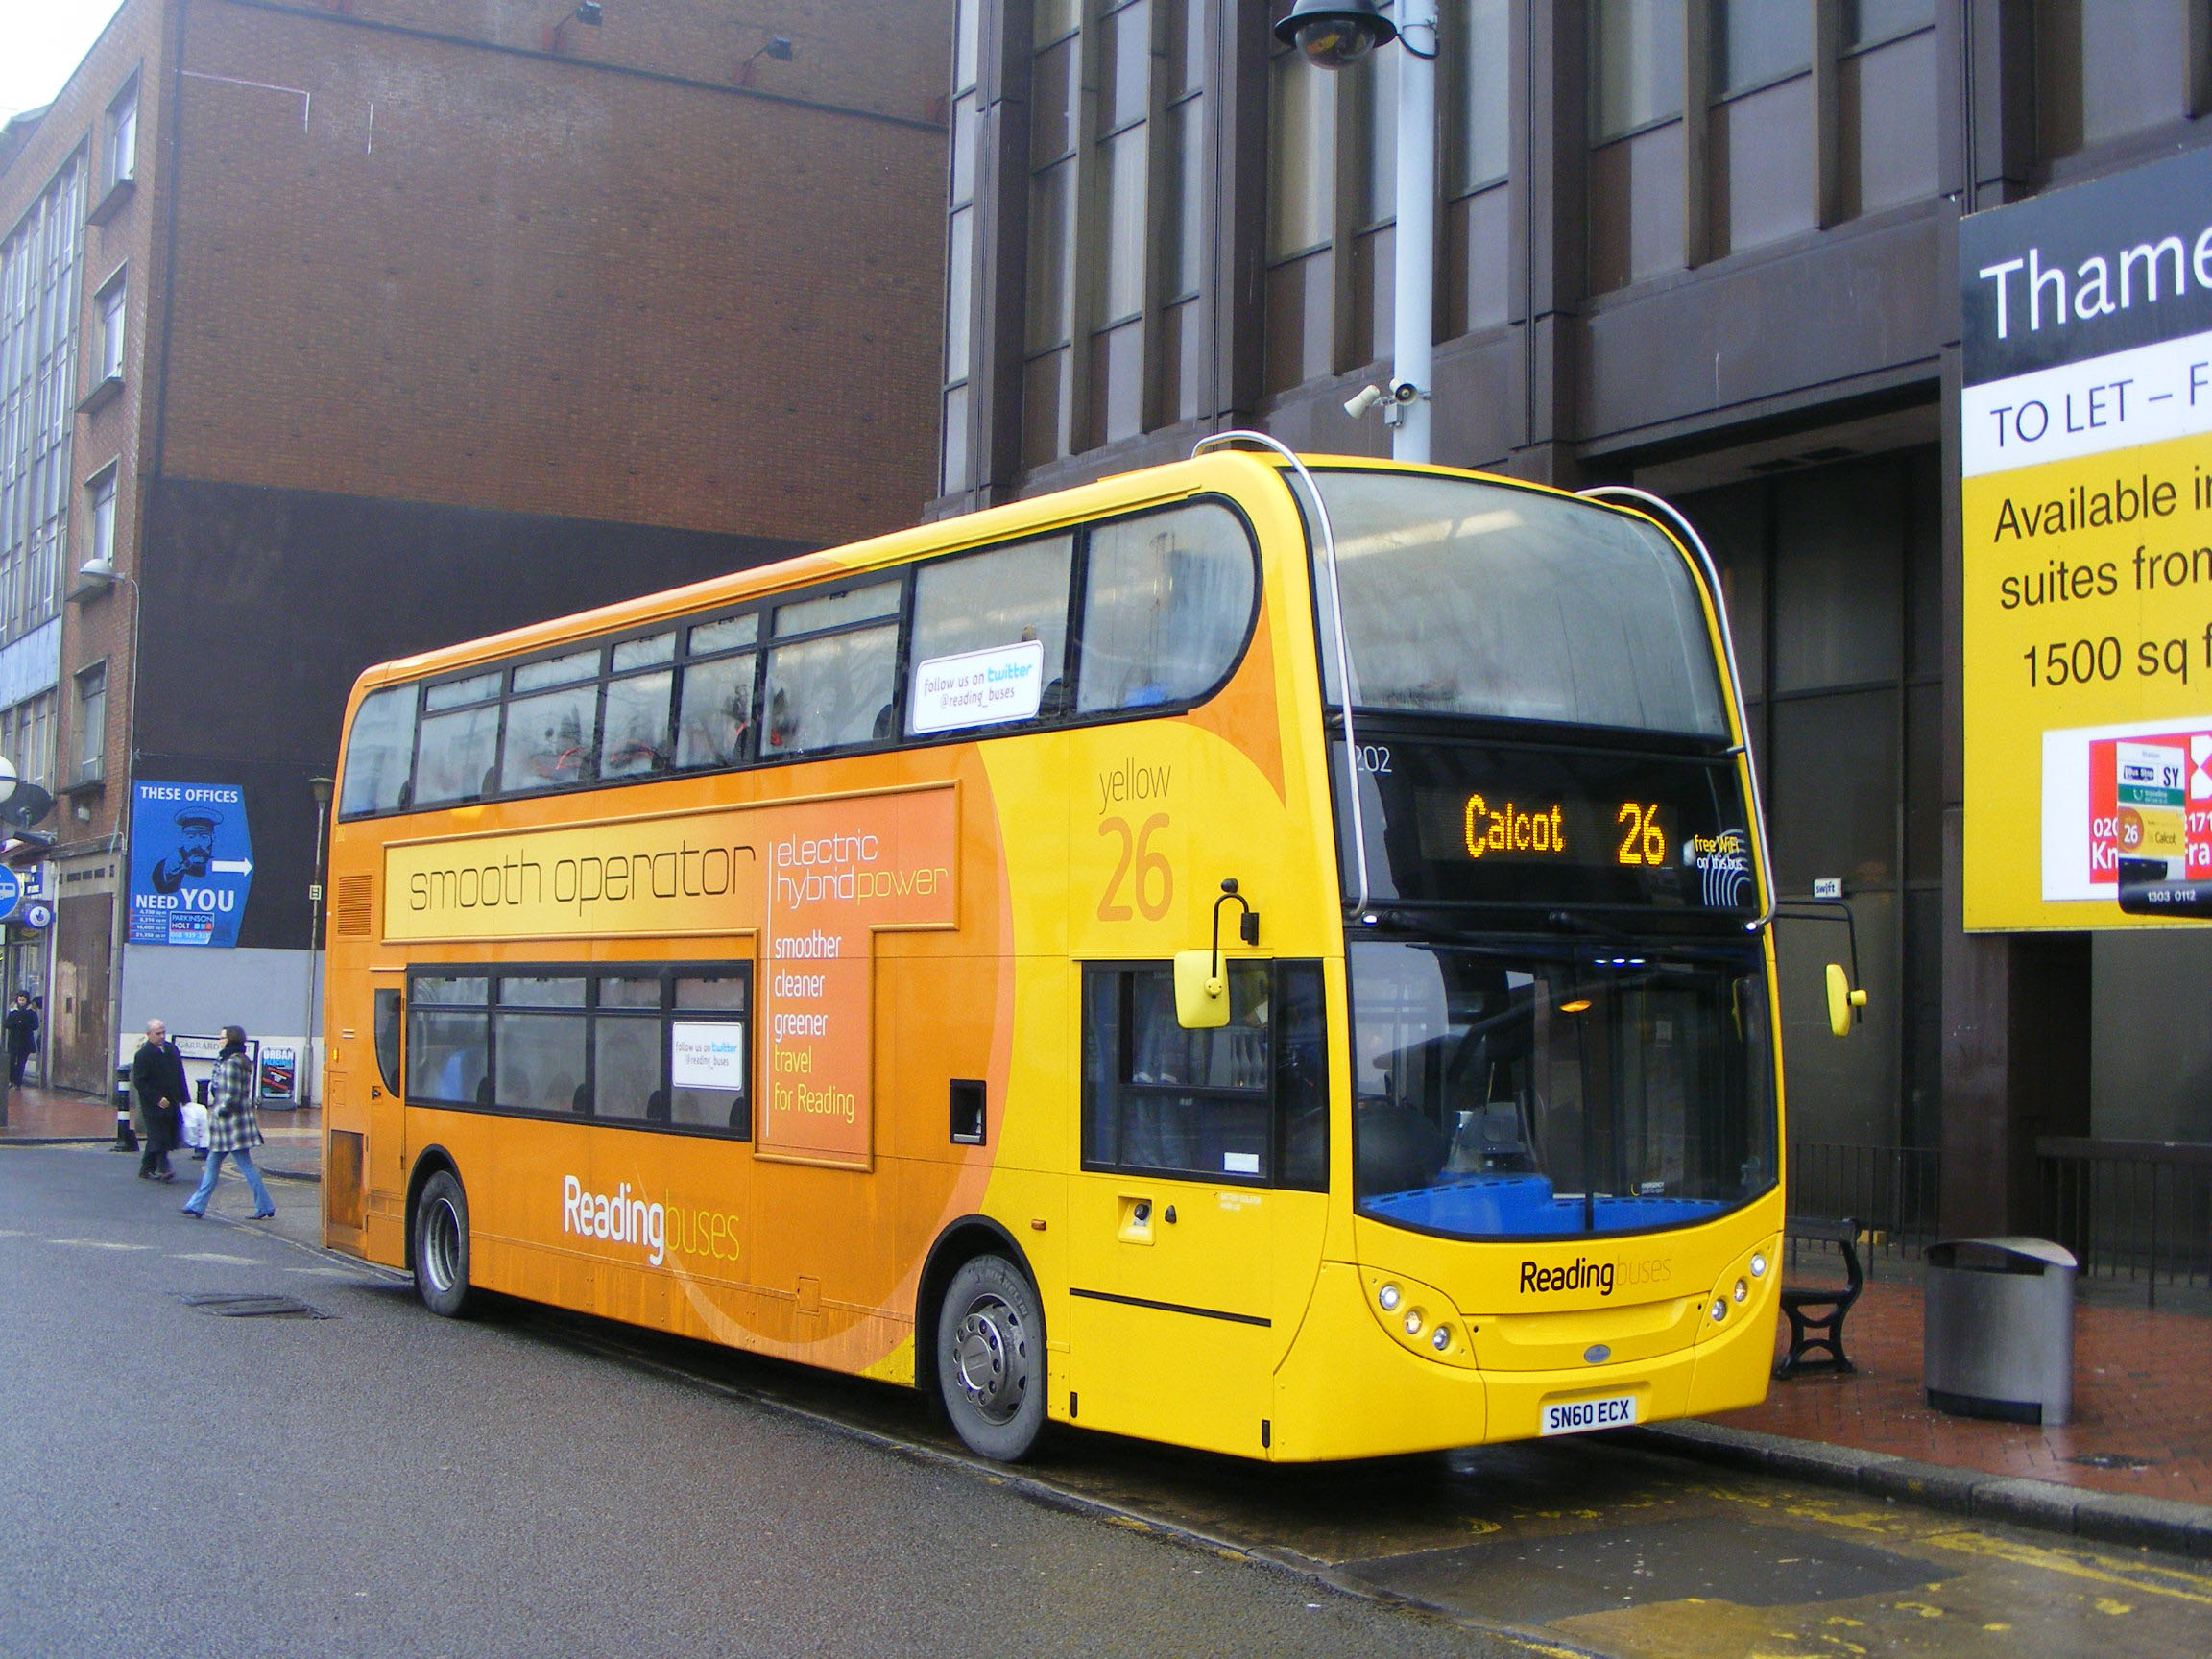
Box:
373 988 402 1095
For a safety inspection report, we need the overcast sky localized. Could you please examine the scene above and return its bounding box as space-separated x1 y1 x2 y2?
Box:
0 1 129 123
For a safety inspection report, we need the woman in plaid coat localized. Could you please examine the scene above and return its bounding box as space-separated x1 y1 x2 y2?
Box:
181 1025 276 1219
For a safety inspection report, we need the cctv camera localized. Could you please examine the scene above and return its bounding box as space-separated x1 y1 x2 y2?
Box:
1343 384 1386 420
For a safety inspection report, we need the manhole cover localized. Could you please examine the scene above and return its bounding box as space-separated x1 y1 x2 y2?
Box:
2070 1452 2158 1470
177 1291 330 1319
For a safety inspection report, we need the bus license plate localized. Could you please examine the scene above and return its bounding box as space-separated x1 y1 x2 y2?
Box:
1541 1394 1638 1436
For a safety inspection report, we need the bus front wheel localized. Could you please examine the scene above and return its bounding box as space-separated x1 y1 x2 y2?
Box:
935 1255 1045 1461
413 1168 476 1319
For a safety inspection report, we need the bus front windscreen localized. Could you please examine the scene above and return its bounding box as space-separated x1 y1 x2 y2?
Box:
1349 940 1776 1241
1308 469 1728 736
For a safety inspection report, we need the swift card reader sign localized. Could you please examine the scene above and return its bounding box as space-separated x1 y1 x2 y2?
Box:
129 781 252 948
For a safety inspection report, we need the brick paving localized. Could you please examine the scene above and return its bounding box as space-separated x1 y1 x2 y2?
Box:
1715 1263 2212 1506
0 1083 322 1178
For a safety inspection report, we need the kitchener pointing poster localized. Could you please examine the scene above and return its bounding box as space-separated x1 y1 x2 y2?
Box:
129 781 253 947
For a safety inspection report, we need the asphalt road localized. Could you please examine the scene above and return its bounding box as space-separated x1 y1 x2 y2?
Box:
4 1144 2206 1659
0 1146 1518 1659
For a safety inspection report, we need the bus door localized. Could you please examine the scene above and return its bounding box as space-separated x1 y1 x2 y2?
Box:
1066 958 1316 1457
356 968 407 1259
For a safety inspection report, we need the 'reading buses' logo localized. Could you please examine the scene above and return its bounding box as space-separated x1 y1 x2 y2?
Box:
564 1176 665 1265
560 1176 747 1270
1518 1255 1673 1298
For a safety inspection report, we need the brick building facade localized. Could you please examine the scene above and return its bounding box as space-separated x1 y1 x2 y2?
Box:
0 0 949 1094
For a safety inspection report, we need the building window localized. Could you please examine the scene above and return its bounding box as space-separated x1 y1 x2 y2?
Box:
941 0 981 494
1450 0 1510 193
1589 0 1688 292
1592 0 1685 141
2036 0 2195 162
1712 0 1811 98
1158 0 1207 423
0 691 57 796
76 662 107 784
95 270 127 384
0 154 84 647
108 82 139 187
1445 0 1511 333
86 467 118 571
1023 0 1083 465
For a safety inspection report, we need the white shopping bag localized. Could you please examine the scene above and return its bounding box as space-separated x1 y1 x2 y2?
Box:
179 1100 210 1151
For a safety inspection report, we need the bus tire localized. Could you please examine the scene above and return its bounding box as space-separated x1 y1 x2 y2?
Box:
413 1168 476 1319
935 1254 1046 1461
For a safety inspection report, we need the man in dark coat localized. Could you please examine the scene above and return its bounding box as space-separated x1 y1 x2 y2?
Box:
132 1019 189 1183
4 991 36 1087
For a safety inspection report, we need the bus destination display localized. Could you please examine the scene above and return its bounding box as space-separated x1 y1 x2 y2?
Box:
1341 736 1754 914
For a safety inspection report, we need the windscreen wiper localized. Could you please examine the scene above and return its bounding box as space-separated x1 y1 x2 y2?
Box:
1544 908 1641 943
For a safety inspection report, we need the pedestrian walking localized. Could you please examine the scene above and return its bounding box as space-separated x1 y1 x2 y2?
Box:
4 991 37 1088
132 1019 188 1183
181 1026 275 1220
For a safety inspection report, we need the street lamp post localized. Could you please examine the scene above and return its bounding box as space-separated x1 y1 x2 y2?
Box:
1276 0 1438 464
303 774 334 1110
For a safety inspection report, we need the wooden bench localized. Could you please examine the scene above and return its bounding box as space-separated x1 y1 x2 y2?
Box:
1773 1215 1863 1380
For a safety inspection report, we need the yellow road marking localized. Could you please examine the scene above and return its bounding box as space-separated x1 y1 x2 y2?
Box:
1922 1531 2212 1606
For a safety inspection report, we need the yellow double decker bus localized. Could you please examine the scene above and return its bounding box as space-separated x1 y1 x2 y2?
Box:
320 444 1796 1462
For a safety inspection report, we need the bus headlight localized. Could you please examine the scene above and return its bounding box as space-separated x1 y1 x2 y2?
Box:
1710 1297 1727 1322
1403 1309 1424 1337
1431 1325 1452 1353
1378 1284 1402 1311
1749 1252 1767 1279
1733 1278 1749 1304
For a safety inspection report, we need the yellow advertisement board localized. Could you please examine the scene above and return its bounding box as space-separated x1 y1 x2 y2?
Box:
384 785 959 1166
1961 153 2212 928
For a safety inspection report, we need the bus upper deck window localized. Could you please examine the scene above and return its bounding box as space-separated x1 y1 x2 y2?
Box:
600 670 673 780
908 535 1074 735
501 684 599 795
414 703 501 806
1076 503 1255 714
675 653 756 769
762 626 898 756
340 685 417 817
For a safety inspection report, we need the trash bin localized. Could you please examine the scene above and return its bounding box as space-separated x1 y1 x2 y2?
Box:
1923 1237 2077 1426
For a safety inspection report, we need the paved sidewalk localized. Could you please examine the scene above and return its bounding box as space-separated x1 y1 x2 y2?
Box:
0 1082 322 1178
1717 1274 2212 1508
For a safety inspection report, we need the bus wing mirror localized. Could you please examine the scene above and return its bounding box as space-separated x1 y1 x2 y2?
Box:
1173 950 1231 1029
1824 962 1867 1038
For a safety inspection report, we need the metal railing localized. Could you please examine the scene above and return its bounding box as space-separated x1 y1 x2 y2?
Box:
1784 1141 1942 1262
2037 1138 2212 1307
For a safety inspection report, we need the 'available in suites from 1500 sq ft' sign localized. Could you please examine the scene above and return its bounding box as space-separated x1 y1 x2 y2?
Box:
1962 148 2212 928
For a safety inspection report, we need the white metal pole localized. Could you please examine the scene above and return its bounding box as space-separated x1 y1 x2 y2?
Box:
1391 15 1437 463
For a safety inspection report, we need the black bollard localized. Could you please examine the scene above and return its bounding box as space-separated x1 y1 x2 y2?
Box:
112 1064 136 1151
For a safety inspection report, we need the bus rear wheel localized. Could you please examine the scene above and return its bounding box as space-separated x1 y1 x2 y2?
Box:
935 1254 1045 1461
413 1168 476 1319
